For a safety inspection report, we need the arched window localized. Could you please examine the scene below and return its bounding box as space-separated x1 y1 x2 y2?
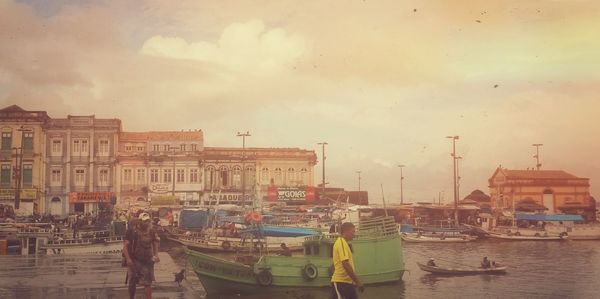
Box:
300 168 308 185
274 168 283 185
246 166 255 189
287 168 296 186
219 166 229 188
232 165 242 189
261 168 269 185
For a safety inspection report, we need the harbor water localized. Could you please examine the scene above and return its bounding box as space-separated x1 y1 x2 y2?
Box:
0 239 598 299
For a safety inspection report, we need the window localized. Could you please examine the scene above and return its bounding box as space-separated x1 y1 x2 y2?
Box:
51 169 62 185
99 140 109 154
125 145 133 151
176 169 185 183
99 169 109 186
163 144 170 152
52 139 62 155
22 132 33 151
232 166 242 189
81 140 88 154
181 144 186 151
205 166 215 188
136 169 146 184
152 144 160 152
0 164 10 184
123 169 132 183
137 146 144 152
274 168 282 185
189 168 199 183
73 140 80 153
74 169 85 185
287 168 296 185
163 169 172 183
300 168 308 185
220 166 228 187
191 144 197 151
22 164 32 185
261 168 269 184
1 132 11 150
150 169 159 183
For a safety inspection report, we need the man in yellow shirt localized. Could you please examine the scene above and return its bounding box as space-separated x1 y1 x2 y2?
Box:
331 222 363 299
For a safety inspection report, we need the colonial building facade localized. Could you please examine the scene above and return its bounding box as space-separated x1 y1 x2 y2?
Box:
203 147 317 205
488 168 596 221
116 131 204 207
0 105 50 214
44 115 121 216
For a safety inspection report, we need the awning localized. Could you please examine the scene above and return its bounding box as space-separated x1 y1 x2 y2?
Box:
515 213 584 222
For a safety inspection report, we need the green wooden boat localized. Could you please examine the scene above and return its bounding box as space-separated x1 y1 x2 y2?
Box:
186 216 405 295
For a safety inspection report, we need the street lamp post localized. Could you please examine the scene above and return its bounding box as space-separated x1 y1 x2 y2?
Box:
237 131 251 207
317 142 328 200
397 165 405 204
532 144 543 170
446 135 459 226
12 147 23 210
456 156 462 203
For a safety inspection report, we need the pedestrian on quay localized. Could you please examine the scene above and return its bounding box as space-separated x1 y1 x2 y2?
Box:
123 212 161 299
331 222 363 299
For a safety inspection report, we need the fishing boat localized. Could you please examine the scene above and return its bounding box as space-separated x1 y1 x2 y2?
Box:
186 216 404 295
401 232 476 243
41 234 124 255
487 231 567 240
417 262 507 275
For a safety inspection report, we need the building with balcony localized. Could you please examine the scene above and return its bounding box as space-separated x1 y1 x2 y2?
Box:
203 147 317 205
116 131 203 208
0 105 50 214
45 115 121 216
488 167 596 221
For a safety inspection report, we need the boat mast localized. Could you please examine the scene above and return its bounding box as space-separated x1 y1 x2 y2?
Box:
380 184 388 217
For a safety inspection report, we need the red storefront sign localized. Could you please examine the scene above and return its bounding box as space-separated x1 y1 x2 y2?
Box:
267 186 315 202
68 192 114 203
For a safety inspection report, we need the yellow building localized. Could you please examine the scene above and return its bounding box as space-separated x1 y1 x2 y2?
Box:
0 105 50 214
488 167 596 221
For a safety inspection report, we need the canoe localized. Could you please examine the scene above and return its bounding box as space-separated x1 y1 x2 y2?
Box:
401 233 476 243
487 233 567 241
417 262 507 275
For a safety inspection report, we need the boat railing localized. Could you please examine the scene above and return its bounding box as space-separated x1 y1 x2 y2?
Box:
358 216 399 237
46 236 124 246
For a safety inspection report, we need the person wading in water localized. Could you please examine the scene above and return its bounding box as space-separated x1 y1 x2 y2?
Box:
331 222 364 299
123 212 160 299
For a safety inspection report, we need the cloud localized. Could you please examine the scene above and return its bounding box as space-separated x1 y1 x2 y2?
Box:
140 19 306 75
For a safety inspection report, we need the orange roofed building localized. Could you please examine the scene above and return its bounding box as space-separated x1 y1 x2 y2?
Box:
488 167 596 221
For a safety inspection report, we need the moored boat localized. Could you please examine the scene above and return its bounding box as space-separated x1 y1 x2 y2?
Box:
41 235 124 255
487 232 567 241
417 262 507 275
401 233 476 243
186 216 404 295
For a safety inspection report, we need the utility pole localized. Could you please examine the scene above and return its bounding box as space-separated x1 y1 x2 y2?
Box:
456 156 462 203
237 131 251 207
446 135 459 226
317 142 328 200
356 171 361 192
532 144 543 170
397 165 405 204
12 147 23 210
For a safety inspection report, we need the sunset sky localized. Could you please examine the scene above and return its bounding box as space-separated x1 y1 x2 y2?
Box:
2 0 599 203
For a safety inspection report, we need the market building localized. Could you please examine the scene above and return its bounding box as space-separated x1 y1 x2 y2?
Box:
488 167 596 221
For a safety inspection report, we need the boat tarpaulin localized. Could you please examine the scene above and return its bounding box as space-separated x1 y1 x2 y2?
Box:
515 213 584 222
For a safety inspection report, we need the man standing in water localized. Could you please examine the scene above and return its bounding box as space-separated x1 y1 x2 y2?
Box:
331 222 364 299
123 212 160 299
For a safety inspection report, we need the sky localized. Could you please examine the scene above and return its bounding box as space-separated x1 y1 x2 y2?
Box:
1 0 600 204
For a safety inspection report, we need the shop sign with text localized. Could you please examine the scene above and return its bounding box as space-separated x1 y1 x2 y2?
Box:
268 186 315 202
68 192 114 203
0 189 37 200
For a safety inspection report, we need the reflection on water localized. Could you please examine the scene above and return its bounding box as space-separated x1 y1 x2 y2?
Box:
0 240 598 298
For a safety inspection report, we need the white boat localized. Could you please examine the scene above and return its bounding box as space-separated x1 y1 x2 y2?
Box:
401 233 476 243
487 231 567 241
41 236 124 255
544 223 600 240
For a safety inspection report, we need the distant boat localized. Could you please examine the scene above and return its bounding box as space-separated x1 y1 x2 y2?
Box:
417 262 507 275
487 231 567 241
401 233 476 243
41 235 124 255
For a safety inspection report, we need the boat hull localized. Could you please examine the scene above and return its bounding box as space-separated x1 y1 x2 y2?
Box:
417 262 507 275
487 233 566 241
401 233 476 243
